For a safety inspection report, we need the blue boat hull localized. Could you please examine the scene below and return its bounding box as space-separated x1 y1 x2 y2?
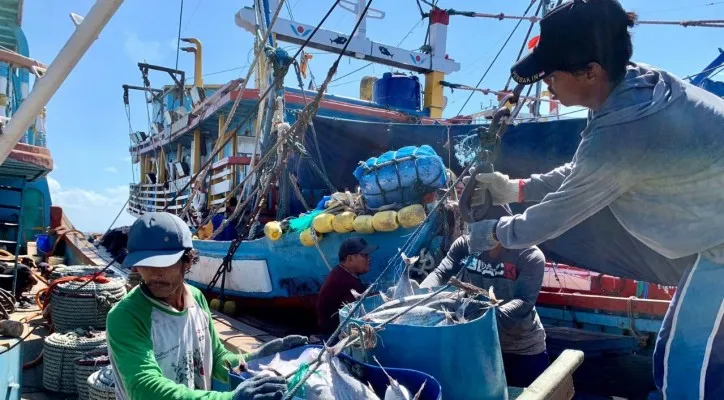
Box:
184 212 442 303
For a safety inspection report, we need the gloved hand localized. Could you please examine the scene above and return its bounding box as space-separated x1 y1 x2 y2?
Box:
473 172 521 205
469 219 500 253
231 374 287 400
246 335 309 362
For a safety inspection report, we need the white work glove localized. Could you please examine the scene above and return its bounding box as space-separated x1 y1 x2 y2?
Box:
472 172 521 205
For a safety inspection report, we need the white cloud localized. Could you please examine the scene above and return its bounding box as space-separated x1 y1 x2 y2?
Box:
123 32 165 64
104 166 118 173
48 176 136 233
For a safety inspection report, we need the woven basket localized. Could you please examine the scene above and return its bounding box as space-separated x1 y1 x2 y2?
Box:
50 278 126 332
42 329 107 394
87 365 117 400
74 349 111 400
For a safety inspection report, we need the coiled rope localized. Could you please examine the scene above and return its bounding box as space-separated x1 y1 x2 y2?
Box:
87 365 117 400
42 329 107 394
74 349 111 400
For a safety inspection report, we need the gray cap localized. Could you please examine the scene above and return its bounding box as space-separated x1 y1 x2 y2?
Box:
123 212 193 269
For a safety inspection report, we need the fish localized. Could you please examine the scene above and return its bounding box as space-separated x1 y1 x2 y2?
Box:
327 338 381 400
378 46 394 58
330 36 348 45
362 305 448 326
372 356 411 400
390 252 419 301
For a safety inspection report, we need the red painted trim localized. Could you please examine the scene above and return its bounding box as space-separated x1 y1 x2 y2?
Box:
537 291 670 317
212 156 255 169
430 8 450 25
7 142 53 170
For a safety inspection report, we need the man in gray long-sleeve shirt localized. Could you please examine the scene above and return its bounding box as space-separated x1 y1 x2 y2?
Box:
420 235 548 387
464 1 724 398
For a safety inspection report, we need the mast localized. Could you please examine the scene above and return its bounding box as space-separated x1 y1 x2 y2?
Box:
0 0 123 165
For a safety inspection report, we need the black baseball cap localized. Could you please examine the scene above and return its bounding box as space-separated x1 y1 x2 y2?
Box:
511 0 631 85
338 238 378 261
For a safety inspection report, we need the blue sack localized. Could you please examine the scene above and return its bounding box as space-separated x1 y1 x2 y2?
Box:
353 145 447 209
340 289 508 400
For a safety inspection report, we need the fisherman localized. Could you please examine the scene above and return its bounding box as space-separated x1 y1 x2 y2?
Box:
212 196 241 241
462 0 724 397
316 237 378 337
420 207 548 388
107 212 307 399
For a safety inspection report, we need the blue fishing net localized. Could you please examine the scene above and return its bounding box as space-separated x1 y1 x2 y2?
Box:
288 209 324 232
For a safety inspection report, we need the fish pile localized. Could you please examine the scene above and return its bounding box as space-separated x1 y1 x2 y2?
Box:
352 252 494 327
253 345 425 400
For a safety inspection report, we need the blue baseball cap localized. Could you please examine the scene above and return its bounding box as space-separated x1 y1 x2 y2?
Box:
123 212 194 269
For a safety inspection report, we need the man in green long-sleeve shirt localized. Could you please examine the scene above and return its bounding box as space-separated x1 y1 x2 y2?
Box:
107 212 307 400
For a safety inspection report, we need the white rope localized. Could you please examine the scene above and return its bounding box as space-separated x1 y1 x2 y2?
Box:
43 329 107 394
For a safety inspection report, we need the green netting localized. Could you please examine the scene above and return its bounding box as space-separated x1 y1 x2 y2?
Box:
288 209 324 232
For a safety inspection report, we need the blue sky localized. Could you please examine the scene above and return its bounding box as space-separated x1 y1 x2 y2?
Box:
23 0 723 232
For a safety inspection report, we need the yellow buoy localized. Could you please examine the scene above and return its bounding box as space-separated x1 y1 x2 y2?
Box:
300 228 322 247
353 215 375 234
372 211 399 232
264 221 283 241
312 213 335 233
222 301 237 315
210 298 221 311
398 204 426 228
332 211 356 233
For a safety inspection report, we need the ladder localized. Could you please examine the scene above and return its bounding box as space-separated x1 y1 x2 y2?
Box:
0 182 25 297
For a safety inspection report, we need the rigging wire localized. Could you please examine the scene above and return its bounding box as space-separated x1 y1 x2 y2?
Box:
504 0 544 92
181 0 203 33
682 64 724 81
165 0 346 210
175 0 185 69
454 0 538 116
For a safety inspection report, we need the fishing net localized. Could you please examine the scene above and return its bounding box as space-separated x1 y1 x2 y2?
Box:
288 209 324 232
87 365 117 400
50 278 127 332
74 349 110 400
43 329 107 393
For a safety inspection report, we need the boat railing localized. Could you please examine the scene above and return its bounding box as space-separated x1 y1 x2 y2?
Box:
128 177 191 217
128 79 243 156
208 153 257 210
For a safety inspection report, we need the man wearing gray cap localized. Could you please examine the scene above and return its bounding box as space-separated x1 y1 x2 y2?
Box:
107 212 306 400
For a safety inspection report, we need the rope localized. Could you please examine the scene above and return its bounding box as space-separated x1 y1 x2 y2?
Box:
441 82 559 103
169 0 344 214
447 9 724 28
454 0 537 116
49 278 126 332
74 349 110 400
87 365 117 400
42 329 107 394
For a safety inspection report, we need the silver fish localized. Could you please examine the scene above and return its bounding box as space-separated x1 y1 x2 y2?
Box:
372 356 412 400
390 252 420 301
362 305 448 326
327 340 381 400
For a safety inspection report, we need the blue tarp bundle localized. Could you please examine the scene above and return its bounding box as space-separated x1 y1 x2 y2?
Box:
293 116 692 286
353 145 447 209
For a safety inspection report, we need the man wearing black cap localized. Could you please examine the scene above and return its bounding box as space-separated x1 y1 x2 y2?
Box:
463 0 724 397
421 206 547 388
316 237 378 336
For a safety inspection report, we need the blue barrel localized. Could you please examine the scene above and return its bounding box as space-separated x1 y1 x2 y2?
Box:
372 72 421 111
340 290 508 400
229 345 442 399
35 234 51 254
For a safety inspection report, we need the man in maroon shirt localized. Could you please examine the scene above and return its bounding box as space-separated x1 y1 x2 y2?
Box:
316 237 378 336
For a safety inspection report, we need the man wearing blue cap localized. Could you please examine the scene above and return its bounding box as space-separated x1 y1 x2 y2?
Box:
462 0 724 398
107 212 306 400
